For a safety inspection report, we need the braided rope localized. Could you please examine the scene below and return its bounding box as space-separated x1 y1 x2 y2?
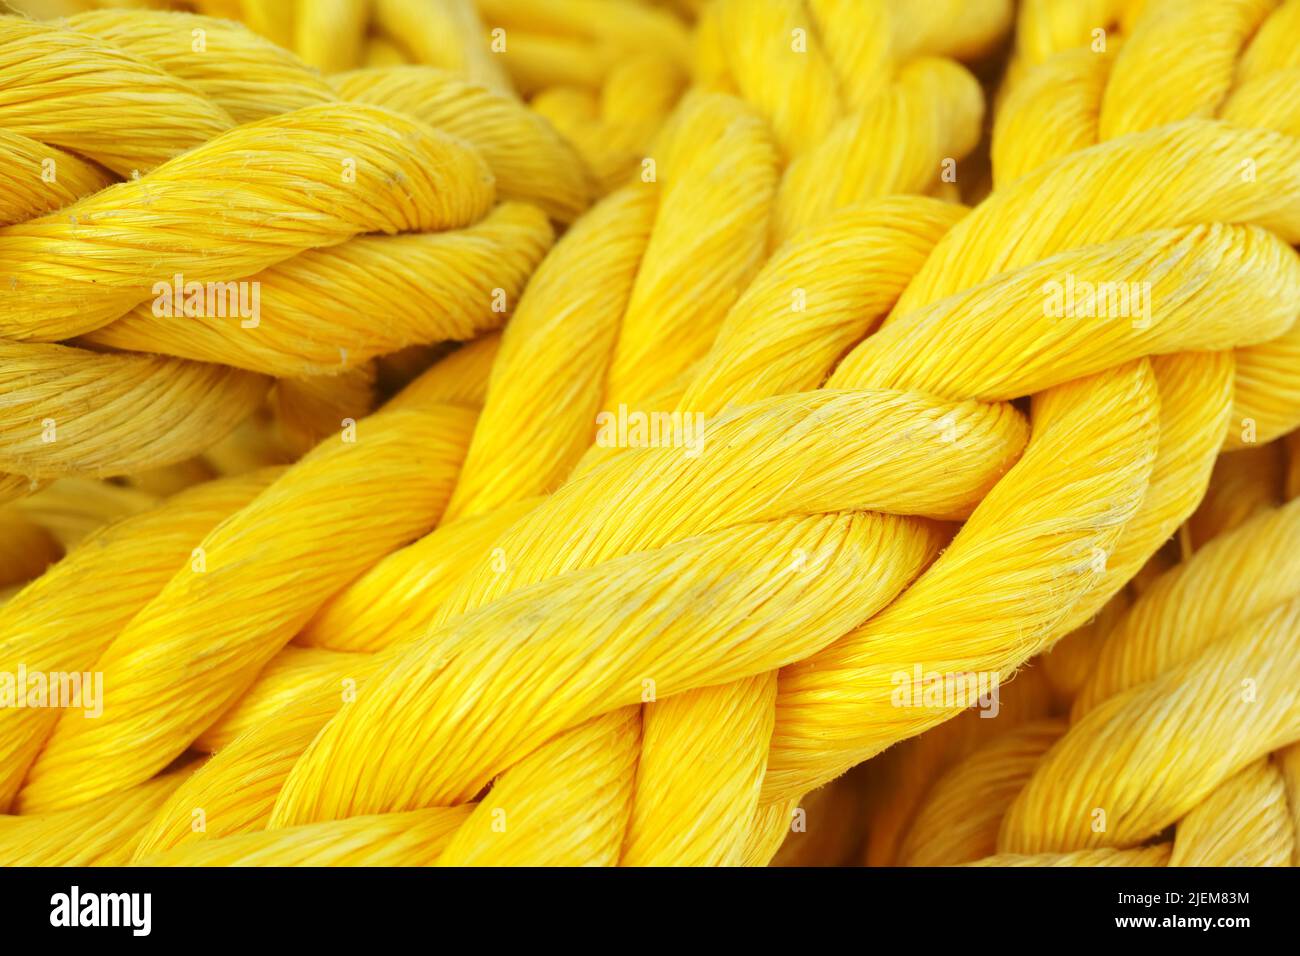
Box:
0 0 1298 869
0 10 583 501
863 0 1300 867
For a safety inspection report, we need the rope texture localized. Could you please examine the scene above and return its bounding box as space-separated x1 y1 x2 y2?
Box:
0 0 1298 868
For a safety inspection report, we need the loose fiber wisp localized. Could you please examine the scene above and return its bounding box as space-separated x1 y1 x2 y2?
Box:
0 0 1296 893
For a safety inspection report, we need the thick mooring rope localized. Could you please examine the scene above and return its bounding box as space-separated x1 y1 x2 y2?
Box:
0 0 1297 868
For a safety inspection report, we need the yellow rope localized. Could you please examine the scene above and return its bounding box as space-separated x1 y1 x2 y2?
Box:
0 0 1298 869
